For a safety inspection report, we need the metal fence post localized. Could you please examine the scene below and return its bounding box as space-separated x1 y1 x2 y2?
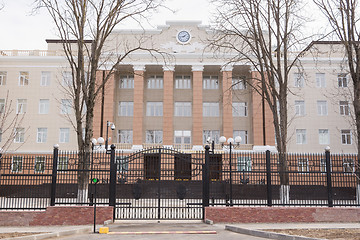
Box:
50 144 59 206
202 145 210 219
325 147 333 207
109 144 116 207
266 150 272 207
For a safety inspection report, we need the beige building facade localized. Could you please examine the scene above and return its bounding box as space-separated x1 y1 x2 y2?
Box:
0 21 356 153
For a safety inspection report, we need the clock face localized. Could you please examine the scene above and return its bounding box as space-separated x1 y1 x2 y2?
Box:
177 30 191 43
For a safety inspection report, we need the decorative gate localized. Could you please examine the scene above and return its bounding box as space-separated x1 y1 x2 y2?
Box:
114 148 204 220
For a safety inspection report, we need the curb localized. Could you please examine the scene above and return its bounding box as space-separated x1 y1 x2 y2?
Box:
2 226 92 240
225 225 326 240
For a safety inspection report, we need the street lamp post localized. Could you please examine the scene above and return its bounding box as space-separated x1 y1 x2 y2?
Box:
219 135 242 206
105 121 115 151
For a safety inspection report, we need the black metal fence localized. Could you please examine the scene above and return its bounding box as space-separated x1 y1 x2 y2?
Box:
0 146 359 215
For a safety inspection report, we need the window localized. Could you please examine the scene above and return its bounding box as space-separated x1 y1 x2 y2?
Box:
232 102 247 117
174 102 191 117
237 157 251 171
296 129 307 144
174 154 192 180
343 158 354 173
341 130 351 144
11 156 23 173
0 99 5 113
59 128 70 143
340 101 350 115
317 101 328 116
203 102 219 117
295 100 305 116
174 130 191 145
60 99 72 114
175 75 191 89
203 130 220 144
16 99 27 114
39 99 49 114
294 73 304 88
37 128 47 143
62 71 72 86
147 75 163 89
316 73 326 88
57 157 68 170
203 76 219 89
119 75 134 89
19 71 29 86
233 130 248 144
34 156 46 173
232 76 246 90
116 156 129 173
118 102 134 116
146 130 163 144
14 128 25 143
318 129 329 145
338 73 348 87
298 158 309 172
0 71 7 85
118 130 133 144
41 71 51 86
146 102 163 116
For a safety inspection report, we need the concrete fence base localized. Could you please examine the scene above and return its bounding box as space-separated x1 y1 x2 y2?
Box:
205 207 360 223
0 206 113 226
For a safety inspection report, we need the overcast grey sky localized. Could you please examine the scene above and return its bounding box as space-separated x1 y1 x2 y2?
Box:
0 0 213 50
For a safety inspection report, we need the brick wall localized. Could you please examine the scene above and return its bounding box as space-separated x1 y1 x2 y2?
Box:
0 206 113 226
205 207 360 223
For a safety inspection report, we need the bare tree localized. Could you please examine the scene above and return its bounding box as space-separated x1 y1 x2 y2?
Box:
314 0 360 201
210 0 310 203
34 0 164 202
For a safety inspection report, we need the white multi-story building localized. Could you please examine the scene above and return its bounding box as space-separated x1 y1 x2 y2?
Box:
0 21 356 153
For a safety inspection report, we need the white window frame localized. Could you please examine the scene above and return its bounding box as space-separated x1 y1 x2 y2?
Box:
203 76 219 89
298 158 309 172
116 156 129 173
232 76 246 90
57 156 68 171
317 100 328 116
62 71 72 86
39 99 49 114
11 156 23 173
41 71 51 86
233 130 248 144
145 130 163 144
60 99 72 114
19 71 29 86
174 102 192 117
318 129 330 145
232 102 247 117
146 102 163 116
174 130 191 145
147 75 163 89
338 73 348 88
237 156 252 172
14 128 25 143
340 101 350 116
0 71 7 85
175 75 191 89
296 129 307 144
341 129 352 145
119 75 134 89
118 101 134 116
316 73 326 88
320 158 332 173
203 102 219 117
203 130 220 144
34 156 46 173
16 99 27 114
295 100 305 116
59 128 70 143
343 158 355 173
118 130 133 144
294 73 304 88
37 128 47 143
